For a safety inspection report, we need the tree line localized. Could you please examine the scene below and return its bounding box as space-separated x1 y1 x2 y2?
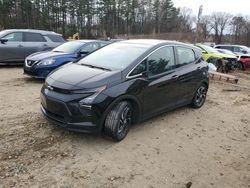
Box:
0 0 183 37
0 0 250 46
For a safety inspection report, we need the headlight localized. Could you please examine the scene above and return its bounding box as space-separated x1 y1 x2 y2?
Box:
37 59 55 66
77 85 107 105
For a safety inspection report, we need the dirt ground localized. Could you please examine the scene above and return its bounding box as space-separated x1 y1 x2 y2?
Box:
0 67 249 188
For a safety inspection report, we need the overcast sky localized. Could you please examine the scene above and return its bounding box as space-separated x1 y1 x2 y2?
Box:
172 0 250 16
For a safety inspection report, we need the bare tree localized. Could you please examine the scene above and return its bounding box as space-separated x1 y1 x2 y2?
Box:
231 16 246 43
179 7 196 32
199 15 212 41
210 12 232 44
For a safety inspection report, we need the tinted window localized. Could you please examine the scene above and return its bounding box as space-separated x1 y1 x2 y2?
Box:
233 46 248 53
2 32 23 41
220 46 233 51
148 46 175 76
100 42 109 47
46 34 65 42
198 44 218 53
24 33 46 42
129 61 146 76
78 42 150 70
53 41 84 53
80 43 99 53
176 47 195 66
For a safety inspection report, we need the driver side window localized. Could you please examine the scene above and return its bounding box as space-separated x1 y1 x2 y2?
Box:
2 32 23 42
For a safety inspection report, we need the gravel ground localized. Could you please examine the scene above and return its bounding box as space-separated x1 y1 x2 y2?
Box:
0 67 249 188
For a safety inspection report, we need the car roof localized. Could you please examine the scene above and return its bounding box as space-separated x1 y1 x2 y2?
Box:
2 29 62 36
215 44 247 47
67 39 110 43
118 39 196 48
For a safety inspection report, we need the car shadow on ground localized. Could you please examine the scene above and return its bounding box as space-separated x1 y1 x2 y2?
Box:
44 105 191 144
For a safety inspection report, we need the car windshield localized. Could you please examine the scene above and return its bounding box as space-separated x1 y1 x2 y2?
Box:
77 42 150 70
199 44 218 53
217 49 235 55
52 41 84 53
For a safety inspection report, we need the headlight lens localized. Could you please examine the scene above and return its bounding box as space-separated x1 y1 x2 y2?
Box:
37 59 55 66
77 85 107 105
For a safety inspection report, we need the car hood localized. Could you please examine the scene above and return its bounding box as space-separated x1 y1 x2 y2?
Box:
46 63 122 90
234 52 250 58
208 52 236 59
27 51 76 61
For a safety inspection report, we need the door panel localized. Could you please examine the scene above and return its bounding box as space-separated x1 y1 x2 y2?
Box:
0 32 24 62
177 63 202 102
23 32 48 58
143 70 180 117
175 46 202 102
142 46 179 117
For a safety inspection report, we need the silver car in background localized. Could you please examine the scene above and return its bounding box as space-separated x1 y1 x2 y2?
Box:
0 29 65 64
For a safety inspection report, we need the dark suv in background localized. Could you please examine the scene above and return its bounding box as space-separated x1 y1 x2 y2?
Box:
0 29 65 64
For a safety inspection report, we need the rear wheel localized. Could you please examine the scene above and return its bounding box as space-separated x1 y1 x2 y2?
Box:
191 84 208 108
104 101 132 141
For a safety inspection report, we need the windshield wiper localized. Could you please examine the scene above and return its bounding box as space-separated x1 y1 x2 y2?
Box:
53 50 64 53
80 64 111 71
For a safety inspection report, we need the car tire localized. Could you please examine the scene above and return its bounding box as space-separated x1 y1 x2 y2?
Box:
191 84 208 109
237 62 244 70
104 101 132 141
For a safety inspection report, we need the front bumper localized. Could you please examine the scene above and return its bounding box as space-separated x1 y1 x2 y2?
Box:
24 66 51 79
40 87 109 134
41 105 99 133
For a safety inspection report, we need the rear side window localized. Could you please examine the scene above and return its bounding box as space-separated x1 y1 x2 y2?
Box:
2 32 23 41
148 46 175 76
46 35 65 42
176 47 195 67
24 32 46 42
233 46 245 53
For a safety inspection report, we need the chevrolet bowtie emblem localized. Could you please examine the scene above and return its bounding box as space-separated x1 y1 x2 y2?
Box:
47 85 54 91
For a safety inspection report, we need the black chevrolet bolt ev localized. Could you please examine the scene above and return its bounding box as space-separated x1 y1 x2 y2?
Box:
41 39 209 141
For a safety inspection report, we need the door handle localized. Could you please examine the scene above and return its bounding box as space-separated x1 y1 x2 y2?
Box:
18 45 23 47
171 75 179 79
43 44 48 47
197 66 201 70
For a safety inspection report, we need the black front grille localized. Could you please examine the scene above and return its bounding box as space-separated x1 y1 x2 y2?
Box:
41 94 70 118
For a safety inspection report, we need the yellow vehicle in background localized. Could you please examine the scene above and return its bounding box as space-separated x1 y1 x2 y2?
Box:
67 32 80 41
195 43 238 72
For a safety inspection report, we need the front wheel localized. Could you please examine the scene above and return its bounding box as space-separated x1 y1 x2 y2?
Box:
191 84 208 108
237 62 244 70
104 101 132 141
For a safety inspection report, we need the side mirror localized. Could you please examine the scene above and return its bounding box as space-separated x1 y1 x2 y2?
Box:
80 51 89 55
77 51 89 58
0 39 8 44
201 50 207 54
141 71 148 78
